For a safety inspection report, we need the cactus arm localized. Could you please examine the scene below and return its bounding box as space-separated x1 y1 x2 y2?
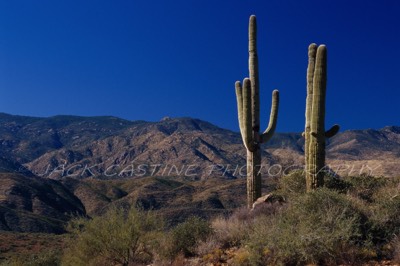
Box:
235 80 254 151
235 81 245 138
325 124 340 138
260 90 280 143
243 78 255 151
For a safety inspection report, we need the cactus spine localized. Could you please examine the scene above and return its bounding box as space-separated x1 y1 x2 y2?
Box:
304 43 339 191
235 15 279 208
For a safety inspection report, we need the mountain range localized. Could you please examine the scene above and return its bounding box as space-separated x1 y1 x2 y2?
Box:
0 112 399 233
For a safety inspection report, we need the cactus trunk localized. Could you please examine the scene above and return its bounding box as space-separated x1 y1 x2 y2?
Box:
235 15 279 208
304 44 339 191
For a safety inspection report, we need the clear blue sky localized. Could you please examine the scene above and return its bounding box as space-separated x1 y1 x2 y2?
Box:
0 0 399 132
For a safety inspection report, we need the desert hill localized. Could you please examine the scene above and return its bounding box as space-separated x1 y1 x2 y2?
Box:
0 113 399 232
1 113 398 179
0 173 85 233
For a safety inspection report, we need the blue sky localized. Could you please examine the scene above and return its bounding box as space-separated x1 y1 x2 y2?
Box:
0 0 399 132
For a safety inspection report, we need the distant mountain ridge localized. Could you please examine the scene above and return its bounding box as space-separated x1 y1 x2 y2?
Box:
0 112 399 179
0 113 399 233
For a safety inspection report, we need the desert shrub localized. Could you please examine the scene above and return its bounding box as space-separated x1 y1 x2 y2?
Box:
368 184 400 243
61 206 163 266
278 170 306 195
246 188 365 265
0 258 24 266
0 250 61 266
210 204 285 250
195 236 221 257
211 210 252 248
276 171 345 200
200 247 224 265
324 174 352 193
30 251 61 266
187 205 283 264
390 235 400 263
211 215 249 248
162 216 213 258
231 248 251 266
280 170 352 195
344 175 388 201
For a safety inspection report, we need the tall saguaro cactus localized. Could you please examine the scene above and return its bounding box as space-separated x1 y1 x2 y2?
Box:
304 43 339 191
235 15 279 208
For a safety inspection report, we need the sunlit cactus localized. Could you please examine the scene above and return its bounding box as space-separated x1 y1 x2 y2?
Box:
304 43 339 191
235 15 279 208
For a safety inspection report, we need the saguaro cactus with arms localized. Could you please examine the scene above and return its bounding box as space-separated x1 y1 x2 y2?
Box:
235 15 279 208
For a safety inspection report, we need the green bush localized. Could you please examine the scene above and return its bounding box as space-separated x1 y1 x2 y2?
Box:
164 216 213 258
368 185 400 243
324 174 352 193
278 170 306 195
247 188 364 265
280 170 352 195
61 206 163 266
345 175 388 201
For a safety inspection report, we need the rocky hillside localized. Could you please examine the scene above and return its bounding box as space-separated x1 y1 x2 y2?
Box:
0 113 399 233
0 173 85 233
0 112 399 178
